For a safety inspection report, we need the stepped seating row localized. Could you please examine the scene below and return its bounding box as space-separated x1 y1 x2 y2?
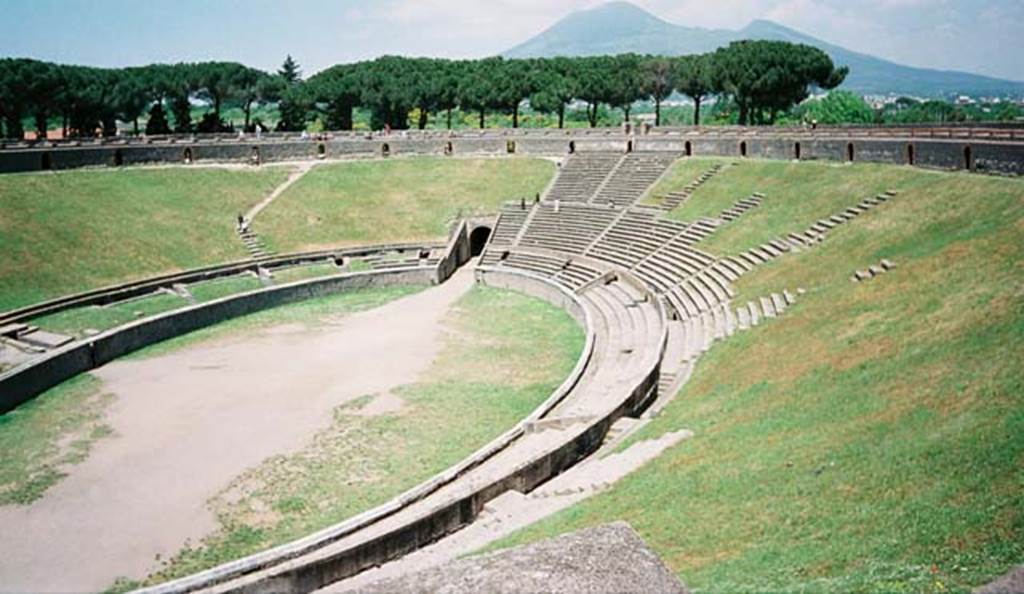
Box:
586 210 689 268
719 192 764 222
676 289 798 363
591 152 680 206
545 152 624 203
733 190 899 269
654 163 727 211
488 204 530 247
518 202 620 254
483 250 604 292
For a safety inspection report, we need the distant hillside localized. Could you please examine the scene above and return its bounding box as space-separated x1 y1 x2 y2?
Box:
504 2 1024 98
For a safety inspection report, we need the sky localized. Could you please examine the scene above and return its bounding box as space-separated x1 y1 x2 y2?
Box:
1 0 1021 81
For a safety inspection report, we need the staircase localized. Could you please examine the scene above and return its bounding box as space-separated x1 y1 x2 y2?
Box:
237 226 272 259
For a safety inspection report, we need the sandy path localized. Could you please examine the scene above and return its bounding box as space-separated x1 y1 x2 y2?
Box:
0 267 474 593
245 161 318 222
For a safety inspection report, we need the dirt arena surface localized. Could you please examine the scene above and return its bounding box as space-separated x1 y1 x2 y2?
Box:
0 267 474 592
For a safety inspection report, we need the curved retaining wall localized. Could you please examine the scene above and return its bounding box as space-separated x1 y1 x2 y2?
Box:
136 268 599 594
2 126 1023 175
0 267 434 414
0 241 446 327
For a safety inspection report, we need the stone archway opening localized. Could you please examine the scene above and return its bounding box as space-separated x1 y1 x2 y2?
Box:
568 140 576 154
317 143 326 159
794 142 801 160
684 141 692 157
381 143 390 158
506 140 516 154
114 148 124 166
846 142 855 162
469 226 492 257
183 147 193 164
907 143 915 166
739 141 747 157
964 145 973 170
41 152 52 170
444 141 453 156
250 146 261 166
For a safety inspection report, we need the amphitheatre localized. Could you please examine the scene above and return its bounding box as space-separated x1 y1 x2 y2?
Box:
0 122 1022 594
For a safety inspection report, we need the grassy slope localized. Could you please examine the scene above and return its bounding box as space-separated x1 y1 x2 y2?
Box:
490 165 1024 593
660 158 916 257
642 157 732 208
257 157 555 252
133 285 583 587
0 167 291 311
1 286 427 510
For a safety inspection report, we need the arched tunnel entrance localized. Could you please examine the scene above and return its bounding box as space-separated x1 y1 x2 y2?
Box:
469 226 492 257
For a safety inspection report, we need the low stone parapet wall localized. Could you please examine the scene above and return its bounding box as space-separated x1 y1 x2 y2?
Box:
4 128 1022 175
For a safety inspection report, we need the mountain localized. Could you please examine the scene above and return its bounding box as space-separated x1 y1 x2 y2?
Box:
503 2 1024 98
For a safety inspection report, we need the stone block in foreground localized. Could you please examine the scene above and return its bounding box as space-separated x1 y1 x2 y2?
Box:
356 521 688 594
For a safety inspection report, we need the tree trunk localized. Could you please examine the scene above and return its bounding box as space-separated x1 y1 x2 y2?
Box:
479 107 485 129
447 107 452 130
35 111 47 139
558 104 565 129
214 95 221 122
693 96 702 126
623 105 631 124
588 102 597 128
243 99 253 130
655 98 661 127
512 104 519 128
737 100 748 126
133 117 139 135
418 107 428 130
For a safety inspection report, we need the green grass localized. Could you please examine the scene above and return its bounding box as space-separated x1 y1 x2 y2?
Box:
187 274 264 302
489 165 1024 593
0 167 291 312
0 374 113 505
269 262 341 285
132 285 583 587
642 157 732 208
257 157 555 253
661 158 918 255
31 292 189 339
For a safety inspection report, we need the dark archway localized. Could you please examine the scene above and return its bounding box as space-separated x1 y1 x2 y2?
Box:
739 141 747 157
381 143 390 157
794 142 801 160
684 141 692 157
183 147 193 164
250 146 261 165
444 141 453 156
317 143 326 159
469 226 492 256
907 143 915 165
113 148 124 166
506 140 516 154
964 145 973 170
846 143 855 162
41 152 52 171
568 140 576 154
626 140 634 153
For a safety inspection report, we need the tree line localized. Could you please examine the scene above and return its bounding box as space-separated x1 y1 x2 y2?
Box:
0 41 847 139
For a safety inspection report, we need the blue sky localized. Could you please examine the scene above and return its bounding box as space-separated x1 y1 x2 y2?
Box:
2 0 1021 81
